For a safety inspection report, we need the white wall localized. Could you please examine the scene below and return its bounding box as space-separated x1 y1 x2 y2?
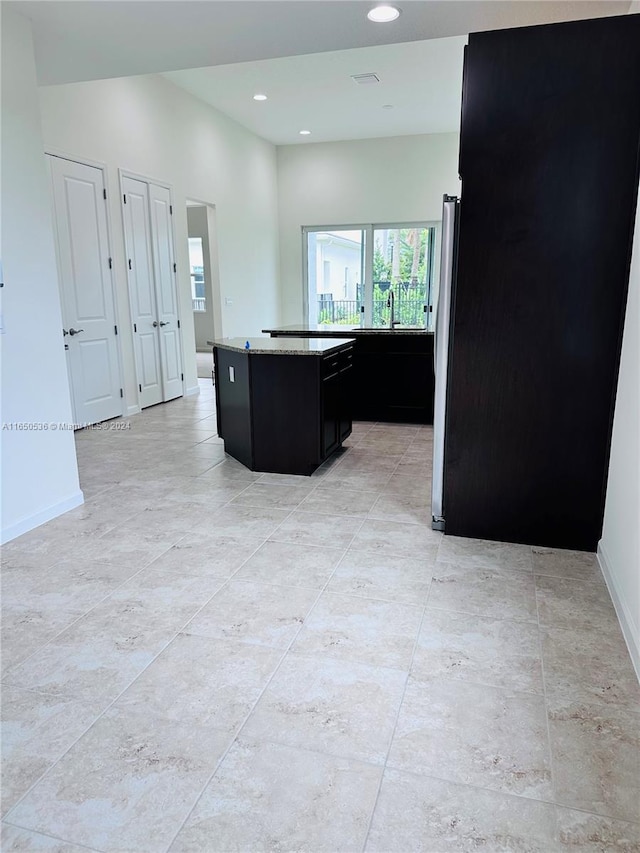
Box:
187 205 215 350
0 8 82 542
38 73 280 403
599 190 640 678
277 133 461 324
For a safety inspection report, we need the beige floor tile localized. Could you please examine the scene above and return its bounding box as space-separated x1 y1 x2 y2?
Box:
269 510 363 549
367 769 561 853
6 396 637 852
299 486 379 517
318 470 393 492
170 739 382 853
0 529 77 572
327 550 433 605
541 625 640 710
234 540 343 589
116 634 281 734
243 654 406 763
5 705 231 853
3 609 174 705
428 562 538 623
548 698 640 822
0 558 140 616
349 518 441 561
292 592 423 670
380 471 431 496
368 492 432 525
388 676 553 799
204 504 291 539
532 546 604 583
1 687 102 817
554 805 640 851
96 569 225 627
146 531 262 578
197 459 262 483
0 824 97 852
413 608 544 694
1 608 82 676
230 481 314 510
75 527 179 568
166 477 253 504
536 574 618 632
185 580 318 648
438 535 533 573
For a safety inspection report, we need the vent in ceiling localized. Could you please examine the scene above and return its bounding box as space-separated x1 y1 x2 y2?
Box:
351 73 380 86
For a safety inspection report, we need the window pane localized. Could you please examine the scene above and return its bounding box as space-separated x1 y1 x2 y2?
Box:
372 227 431 327
188 237 206 312
307 230 363 325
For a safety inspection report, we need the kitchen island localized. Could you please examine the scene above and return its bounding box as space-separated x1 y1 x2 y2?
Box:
210 337 355 475
263 324 434 424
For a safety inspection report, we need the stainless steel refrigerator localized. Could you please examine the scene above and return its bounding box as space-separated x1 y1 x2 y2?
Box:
431 195 459 532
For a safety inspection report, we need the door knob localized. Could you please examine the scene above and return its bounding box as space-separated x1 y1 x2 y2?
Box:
152 321 159 327
68 327 84 336
159 321 170 327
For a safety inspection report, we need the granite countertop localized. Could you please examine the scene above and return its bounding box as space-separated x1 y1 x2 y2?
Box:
262 323 433 336
208 337 356 356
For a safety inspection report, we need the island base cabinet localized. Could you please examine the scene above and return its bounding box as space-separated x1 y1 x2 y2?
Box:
214 344 353 476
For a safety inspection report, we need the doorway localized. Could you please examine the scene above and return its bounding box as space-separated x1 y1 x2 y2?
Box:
48 154 123 426
186 201 220 380
121 174 184 408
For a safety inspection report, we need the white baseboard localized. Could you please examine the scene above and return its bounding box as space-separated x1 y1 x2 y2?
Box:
185 385 200 397
597 543 640 683
1 490 84 544
126 404 141 417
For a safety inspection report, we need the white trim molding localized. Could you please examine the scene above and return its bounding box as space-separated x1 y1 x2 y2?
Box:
185 384 201 397
598 543 640 683
1 490 84 544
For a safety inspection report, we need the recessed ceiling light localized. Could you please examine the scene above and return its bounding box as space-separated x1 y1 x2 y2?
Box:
367 5 400 23
382 104 394 110
299 130 311 135
253 94 268 101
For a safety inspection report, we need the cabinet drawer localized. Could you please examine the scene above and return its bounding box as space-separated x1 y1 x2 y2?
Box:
339 347 354 370
321 353 341 378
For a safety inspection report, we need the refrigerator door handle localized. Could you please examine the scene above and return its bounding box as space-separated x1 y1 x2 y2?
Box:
431 195 459 530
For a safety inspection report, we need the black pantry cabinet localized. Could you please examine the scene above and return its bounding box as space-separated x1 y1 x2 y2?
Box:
444 14 640 551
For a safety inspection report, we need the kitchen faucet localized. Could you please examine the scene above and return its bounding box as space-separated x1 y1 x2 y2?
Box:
387 288 397 328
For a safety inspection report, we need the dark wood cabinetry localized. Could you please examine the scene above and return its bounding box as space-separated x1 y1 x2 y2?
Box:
352 334 433 424
445 14 640 551
214 340 354 475
265 329 434 424
321 347 353 457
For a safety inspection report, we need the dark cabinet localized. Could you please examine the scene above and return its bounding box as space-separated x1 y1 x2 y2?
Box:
339 356 354 442
322 370 340 458
444 14 640 551
265 330 434 424
321 348 353 457
214 342 353 476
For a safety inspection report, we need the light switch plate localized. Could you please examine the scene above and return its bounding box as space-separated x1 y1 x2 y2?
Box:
229 365 235 382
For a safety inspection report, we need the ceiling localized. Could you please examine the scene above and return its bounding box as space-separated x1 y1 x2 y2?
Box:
9 0 632 145
163 36 467 145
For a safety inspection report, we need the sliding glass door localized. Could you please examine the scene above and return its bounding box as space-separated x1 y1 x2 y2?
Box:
304 223 437 328
305 229 365 325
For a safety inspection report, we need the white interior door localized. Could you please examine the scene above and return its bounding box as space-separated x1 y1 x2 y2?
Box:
149 183 183 401
49 156 122 426
122 176 163 408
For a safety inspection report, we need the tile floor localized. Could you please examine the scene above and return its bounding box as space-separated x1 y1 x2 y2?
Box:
1 379 639 852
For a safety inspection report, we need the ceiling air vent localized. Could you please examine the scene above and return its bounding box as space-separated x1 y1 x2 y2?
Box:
351 73 380 85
